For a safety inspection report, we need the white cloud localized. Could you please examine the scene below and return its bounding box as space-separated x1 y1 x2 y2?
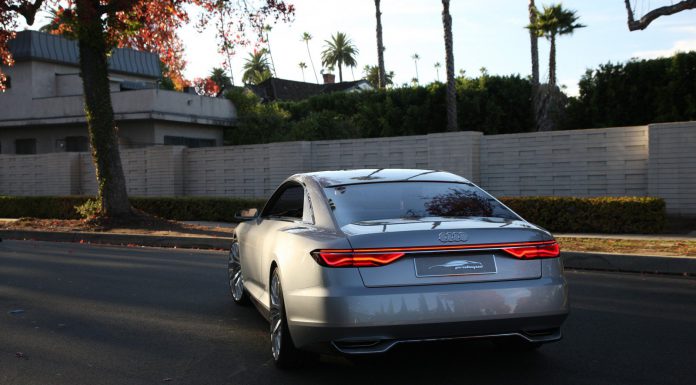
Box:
633 38 696 59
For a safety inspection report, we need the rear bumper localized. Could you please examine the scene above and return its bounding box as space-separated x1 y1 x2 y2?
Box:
286 275 568 353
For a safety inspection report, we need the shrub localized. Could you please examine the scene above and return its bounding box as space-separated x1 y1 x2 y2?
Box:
500 196 666 234
0 195 666 233
0 196 267 222
0 196 88 219
129 197 266 222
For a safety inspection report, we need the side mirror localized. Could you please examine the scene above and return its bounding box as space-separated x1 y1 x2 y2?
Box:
235 208 259 221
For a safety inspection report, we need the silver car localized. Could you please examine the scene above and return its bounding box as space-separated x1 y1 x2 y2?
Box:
228 169 568 367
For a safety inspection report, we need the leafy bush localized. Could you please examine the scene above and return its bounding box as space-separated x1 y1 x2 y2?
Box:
0 196 88 219
562 52 696 129
0 195 666 233
500 196 666 234
130 197 266 222
0 196 267 222
225 73 536 145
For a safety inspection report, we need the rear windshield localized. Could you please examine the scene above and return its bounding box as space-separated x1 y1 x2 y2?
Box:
323 182 519 227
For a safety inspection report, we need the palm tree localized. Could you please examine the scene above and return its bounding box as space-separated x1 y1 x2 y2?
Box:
242 50 272 85
411 53 420 83
528 4 585 88
301 32 319 83
262 25 277 77
363 65 394 88
528 0 540 87
434 62 442 82
374 0 387 88
298 62 307 82
321 32 359 83
209 67 232 96
441 0 458 132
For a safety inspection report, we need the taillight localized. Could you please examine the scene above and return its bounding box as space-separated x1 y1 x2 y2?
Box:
311 251 405 267
501 242 560 259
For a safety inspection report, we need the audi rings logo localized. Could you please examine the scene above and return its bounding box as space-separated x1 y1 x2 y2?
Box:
438 232 468 243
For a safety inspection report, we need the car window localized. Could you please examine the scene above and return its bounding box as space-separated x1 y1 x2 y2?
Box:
263 183 305 220
323 182 519 227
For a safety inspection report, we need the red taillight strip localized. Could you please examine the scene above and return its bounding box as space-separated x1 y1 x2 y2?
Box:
321 240 559 254
312 240 560 267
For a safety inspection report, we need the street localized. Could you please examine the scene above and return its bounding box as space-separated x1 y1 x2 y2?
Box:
1 240 695 385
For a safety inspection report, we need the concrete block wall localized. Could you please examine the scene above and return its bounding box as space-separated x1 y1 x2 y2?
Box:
480 126 649 197
0 152 79 195
648 122 696 215
2 123 695 216
78 146 185 196
184 142 310 198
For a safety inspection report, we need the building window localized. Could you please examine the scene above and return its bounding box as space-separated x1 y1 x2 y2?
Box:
15 138 37 155
65 136 89 152
163 136 216 148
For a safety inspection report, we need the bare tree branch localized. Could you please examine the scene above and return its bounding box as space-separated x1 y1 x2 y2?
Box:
624 0 696 31
1 0 46 25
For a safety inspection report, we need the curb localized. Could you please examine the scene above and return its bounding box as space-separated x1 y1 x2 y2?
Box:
0 230 233 250
1 230 694 276
562 251 695 276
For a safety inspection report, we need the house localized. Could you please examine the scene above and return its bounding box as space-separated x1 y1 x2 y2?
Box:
0 30 236 155
246 74 372 102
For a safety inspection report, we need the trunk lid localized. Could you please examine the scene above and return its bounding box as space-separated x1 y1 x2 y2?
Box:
342 217 553 287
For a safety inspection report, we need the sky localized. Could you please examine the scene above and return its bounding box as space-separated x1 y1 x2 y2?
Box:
23 1 696 95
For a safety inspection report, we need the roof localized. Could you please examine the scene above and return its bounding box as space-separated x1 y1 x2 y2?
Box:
247 77 371 101
304 169 470 187
7 30 160 79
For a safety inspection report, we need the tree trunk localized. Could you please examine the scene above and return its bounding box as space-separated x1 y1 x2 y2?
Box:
375 0 387 89
76 1 131 217
306 42 319 83
442 0 458 132
549 34 556 88
528 0 539 86
338 62 343 82
528 0 541 131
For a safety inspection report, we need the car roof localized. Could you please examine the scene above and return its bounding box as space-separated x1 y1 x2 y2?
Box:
302 169 471 187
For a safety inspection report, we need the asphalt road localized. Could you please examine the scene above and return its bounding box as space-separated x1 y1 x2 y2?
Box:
1 240 695 385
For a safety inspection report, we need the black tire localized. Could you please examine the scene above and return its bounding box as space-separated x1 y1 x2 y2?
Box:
228 242 250 305
269 268 303 369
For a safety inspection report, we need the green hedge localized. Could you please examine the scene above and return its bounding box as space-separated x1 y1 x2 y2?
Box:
0 196 267 222
0 195 666 233
500 196 666 234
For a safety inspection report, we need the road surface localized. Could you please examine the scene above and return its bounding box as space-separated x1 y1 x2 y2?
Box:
1 240 695 385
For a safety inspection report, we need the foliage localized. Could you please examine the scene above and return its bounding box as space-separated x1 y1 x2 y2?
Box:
562 52 696 129
226 74 535 144
0 195 666 233
321 31 359 82
0 0 294 91
75 199 103 219
242 49 272 85
363 65 394 88
500 196 666 234
0 196 267 222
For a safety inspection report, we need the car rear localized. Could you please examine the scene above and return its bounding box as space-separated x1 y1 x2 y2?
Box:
287 178 568 354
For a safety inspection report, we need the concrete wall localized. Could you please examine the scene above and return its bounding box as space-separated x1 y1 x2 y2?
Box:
0 152 80 196
480 126 649 197
648 122 696 215
0 123 694 216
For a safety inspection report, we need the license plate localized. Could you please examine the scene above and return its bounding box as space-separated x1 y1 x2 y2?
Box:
414 254 497 277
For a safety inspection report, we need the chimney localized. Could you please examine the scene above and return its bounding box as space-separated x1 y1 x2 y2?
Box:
322 73 336 84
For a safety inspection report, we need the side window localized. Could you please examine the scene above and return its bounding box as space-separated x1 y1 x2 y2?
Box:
263 183 305 220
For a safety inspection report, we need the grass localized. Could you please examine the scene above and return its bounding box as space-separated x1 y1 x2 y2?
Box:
558 237 696 257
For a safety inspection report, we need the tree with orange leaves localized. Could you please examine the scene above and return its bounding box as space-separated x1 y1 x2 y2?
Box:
0 0 293 219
